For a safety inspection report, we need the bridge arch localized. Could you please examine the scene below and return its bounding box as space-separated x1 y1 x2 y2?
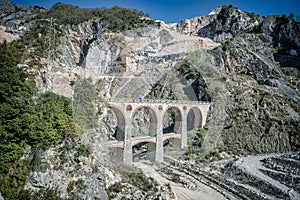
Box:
186 106 203 143
109 106 126 141
132 140 156 162
163 133 182 147
162 106 182 134
162 106 183 149
131 137 156 147
131 105 158 137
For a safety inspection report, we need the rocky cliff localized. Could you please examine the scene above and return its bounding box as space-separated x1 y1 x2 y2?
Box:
0 0 45 35
0 1 299 199
184 6 300 156
146 6 299 156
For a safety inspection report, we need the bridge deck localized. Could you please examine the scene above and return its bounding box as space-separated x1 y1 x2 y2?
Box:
108 98 210 105
106 133 181 148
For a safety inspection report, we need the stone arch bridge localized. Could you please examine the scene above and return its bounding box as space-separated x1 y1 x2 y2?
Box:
105 98 210 165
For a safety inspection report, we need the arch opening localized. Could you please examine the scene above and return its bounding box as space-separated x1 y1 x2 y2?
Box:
107 107 126 141
163 107 182 134
132 141 156 162
132 106 157 138
187 107 203 144
163 137 181 150
163 107 182 152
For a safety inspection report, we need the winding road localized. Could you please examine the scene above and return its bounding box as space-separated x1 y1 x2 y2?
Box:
237 155 300 200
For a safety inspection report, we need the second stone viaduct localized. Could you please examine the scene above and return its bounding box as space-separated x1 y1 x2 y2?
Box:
106 98 210 165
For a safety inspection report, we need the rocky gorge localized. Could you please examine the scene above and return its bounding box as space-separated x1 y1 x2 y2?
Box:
0 0 299 199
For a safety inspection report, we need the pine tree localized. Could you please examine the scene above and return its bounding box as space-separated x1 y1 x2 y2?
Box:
0 41 36 174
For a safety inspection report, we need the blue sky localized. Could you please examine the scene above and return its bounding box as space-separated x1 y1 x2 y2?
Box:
10 0 300 23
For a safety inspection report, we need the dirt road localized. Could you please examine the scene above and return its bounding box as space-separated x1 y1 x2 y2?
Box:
134 161 227 200
237 155 300 200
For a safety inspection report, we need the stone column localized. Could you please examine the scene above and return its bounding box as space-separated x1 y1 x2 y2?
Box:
123 111 133 165
149 121 157 137
200 104 210 128
174 119 182 134
155 107 164 162
181 107 188 148
147 142 156 162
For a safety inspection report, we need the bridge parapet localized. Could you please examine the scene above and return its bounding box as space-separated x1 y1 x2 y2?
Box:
108 98 210 105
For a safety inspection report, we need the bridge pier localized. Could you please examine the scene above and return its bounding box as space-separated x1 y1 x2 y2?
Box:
181 111 188 148
155 112 164 162
200 106 210 128
123 122 133 165
147 143 156 162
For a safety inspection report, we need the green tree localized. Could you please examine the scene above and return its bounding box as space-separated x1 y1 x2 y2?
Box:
31 92 77 149
0 41 36 175
289 12 295 20
39 3 153 32
281 14 288 20
73 78 97 129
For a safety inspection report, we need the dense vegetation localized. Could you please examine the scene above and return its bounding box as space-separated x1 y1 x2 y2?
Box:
39 3 153 32
0 42 35 175
73 78 98 129
0 3 155 198
0 41 77 199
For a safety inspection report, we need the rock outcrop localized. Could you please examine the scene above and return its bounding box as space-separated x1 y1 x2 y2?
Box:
0 0 45 35
152 5 300 155
0 25 18 43
175 5 300 69
34 20 218 98
24 130 112 200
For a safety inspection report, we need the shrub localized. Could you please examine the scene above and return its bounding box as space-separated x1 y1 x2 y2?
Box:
39 3 154 32
107 182 122 194
75 144 91 157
